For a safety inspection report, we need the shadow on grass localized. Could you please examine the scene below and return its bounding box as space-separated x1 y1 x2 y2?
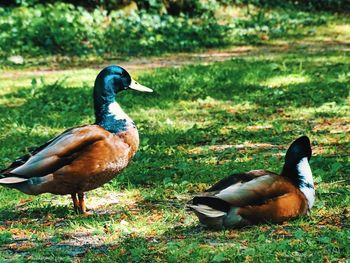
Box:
0 221 210 261
0 82 93 129
0 205 72 221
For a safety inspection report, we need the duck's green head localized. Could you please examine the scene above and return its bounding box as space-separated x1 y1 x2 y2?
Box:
95 65 153 95
93 65 152 126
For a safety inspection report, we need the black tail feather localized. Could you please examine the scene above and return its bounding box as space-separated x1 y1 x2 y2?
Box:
192 196 231 213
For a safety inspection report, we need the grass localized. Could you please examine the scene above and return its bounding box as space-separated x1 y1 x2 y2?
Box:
0 15 350 263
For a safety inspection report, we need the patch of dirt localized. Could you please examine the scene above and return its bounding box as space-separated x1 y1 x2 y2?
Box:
61 231 107 246
3 40 349 78
312 117 350 134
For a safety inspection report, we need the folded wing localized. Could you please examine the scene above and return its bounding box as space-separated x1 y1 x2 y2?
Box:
188 171 300 227
0 125 107 181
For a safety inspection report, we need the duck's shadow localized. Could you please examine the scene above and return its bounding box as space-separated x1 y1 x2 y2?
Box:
0 205 72 221
0 203 123 223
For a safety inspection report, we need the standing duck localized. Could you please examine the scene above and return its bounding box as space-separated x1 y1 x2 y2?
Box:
188 136 315 228
0 65 152 214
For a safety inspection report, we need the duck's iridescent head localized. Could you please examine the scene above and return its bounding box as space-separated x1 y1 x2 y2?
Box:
95 65 153 95
93 65 152 127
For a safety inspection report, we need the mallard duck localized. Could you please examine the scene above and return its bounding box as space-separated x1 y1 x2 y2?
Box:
188 136 315 228
0 65 152 213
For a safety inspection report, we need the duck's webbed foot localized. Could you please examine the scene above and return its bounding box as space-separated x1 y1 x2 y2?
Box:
78 192 87 214
71 192 89 214
71 193 79 212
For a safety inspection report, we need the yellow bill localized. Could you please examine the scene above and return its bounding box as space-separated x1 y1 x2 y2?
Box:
129 79 153 92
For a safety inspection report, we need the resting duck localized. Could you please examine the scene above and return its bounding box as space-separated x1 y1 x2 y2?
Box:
0 65 152 214
188 136 315 228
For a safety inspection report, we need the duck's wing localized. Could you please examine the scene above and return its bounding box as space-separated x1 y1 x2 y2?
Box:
192 172 282 207
0 128 75 176
0 125 107 182
213 173 285 206
205 170 276 192
189 171 276 208
189 172 294 222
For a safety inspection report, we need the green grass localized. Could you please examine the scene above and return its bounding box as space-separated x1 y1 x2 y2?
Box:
0 21 350 263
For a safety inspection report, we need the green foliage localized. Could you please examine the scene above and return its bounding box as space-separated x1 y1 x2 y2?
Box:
0 1 335 60
299 0 350 11
0 3 106 56
233 9 327 43
1 0 214 15
0 2 229 58
106 11 228 55
5 0 350 11
220 0 350 12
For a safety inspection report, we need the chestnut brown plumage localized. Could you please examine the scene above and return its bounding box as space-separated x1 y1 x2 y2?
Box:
0 65 152 213
188 136 315 228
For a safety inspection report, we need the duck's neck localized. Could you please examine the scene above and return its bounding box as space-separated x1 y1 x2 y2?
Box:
282 157 315 209
93 79 134 133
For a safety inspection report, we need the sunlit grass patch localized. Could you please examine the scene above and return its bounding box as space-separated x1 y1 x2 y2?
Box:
313 22 350 42
262 74 311 88
0 38 349 262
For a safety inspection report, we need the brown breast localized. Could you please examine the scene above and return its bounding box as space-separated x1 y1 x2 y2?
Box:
51 126 140 194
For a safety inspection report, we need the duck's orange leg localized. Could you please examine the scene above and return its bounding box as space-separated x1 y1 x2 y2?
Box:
78 192 87 214
71 193 79 212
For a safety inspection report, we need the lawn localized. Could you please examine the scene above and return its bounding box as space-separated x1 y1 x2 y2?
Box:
0 15 349 263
